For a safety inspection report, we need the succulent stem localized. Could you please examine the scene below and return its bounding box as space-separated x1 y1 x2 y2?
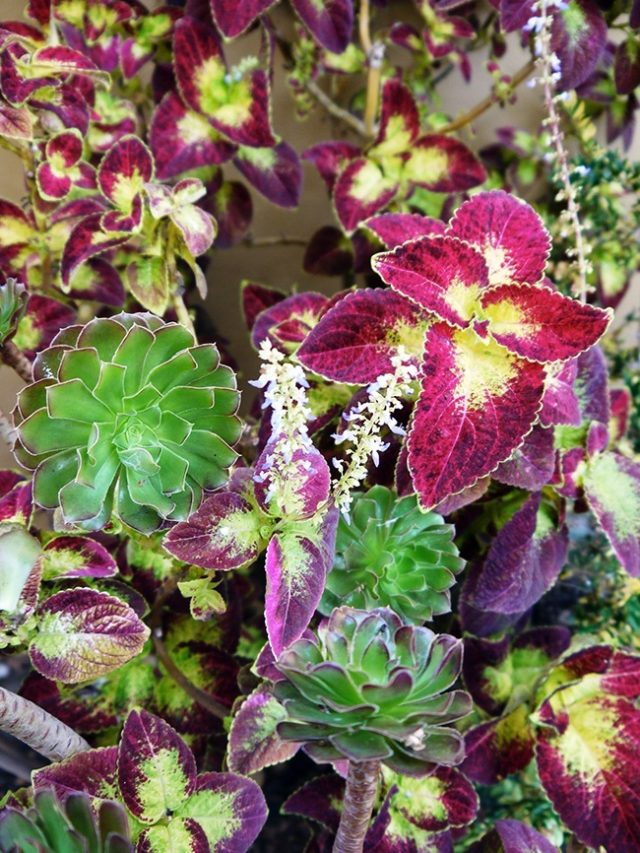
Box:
332 760 380 853
0 686 89 762
1 340 32 383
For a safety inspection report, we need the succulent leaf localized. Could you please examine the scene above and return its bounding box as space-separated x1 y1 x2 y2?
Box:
0 277 28 345
14 313 241 533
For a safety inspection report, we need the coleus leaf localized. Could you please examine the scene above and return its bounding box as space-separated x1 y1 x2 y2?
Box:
447 190 550 287
583 450 640 576
98 134 154 221
39 535 118 580
233 142 302 208
493 424 555 490
407 324 545 509
304 226 354 275
241 280 286 331
297 288 428 383
0 523 41 612
33 746 121 810
150 92 237 180
461 705 535 784
118 709 196 824
251 291 328 351
609 387 631 443
387 767 478 833
534 648 640 852
401 134 487 193
333 157 398 234
61 213 129 287
462 493 568 616
228 684 300 775
209 0 277 39
204 175 253 247
126 255 170 315
174 17 276 147
365 212 445 249
550 0 607 90
468 819 560 852
163 491 269 571
0 101 34 139
265 505 339 656
0 471 33 526
540 359 581 427
302 140 360 192
290 0 354 53
282 774 344 831
254 438 331 519
29 588 150 683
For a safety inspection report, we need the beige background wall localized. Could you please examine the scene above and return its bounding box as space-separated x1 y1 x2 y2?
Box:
0 0 637 469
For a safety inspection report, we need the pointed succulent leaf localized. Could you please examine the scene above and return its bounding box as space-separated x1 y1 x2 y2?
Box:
461 706 535 784
402 135 486 193
297 288 427 384
40 535 118 580
228 684 300 774
493 424 555 490
447 191 550 287
29 588 149 683
534 648 640 852
266 506 339 655
480 284 611 362
463 494 568 616
550 0 607 90
468 819 560 852
150 92 237 180
372 236 489 328
118 710 196 824
408 323 545 509
173 772 267 852
365 213 445 249
209 0 277 38
164 491 268 570
233 142 302 208
583 450 640 576
290 0 353 52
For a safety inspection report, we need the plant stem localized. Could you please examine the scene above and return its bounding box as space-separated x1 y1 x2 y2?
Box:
172 293 195 336
332 760 380 853
441 59 535 133
305 80 369 138
0 686 89 762
1 341 32 383
359 0 383 136
0 406 15 450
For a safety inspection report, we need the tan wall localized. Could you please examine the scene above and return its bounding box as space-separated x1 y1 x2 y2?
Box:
0 0 637 470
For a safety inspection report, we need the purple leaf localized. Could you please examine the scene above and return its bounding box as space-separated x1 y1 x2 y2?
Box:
493 425 555 490
461 708 535 784
251 291 328 350
290 0 354 53
233 142 302 208
468 819 560 852
40 535 118 579
365 212 445 249
33 747 120 808
241 281 286 331
283 774 344 831
540 359 581 427
254 438 331 519
209 0 277 38
551 0 607 90
61 213 129 287
228 684 300 774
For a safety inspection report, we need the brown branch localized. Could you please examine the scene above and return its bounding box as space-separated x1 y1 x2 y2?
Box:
242 234 308 248
2 341 33 383
305 80 369 138
440 60 535 133
0 686 89 762
333 760 380 853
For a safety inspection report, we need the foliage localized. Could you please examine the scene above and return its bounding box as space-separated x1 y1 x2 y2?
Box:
0 0 637 850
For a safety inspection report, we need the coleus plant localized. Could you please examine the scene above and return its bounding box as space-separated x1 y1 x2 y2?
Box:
0 0 638 851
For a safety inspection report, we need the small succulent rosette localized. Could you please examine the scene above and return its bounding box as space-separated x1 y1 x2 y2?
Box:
13 313 241 533
321 486 465 624
0 278 28 345
274 607 471 776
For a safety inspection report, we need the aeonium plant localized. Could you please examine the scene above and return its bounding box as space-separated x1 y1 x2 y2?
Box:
0 0 639 851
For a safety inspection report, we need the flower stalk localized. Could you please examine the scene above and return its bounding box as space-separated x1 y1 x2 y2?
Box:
332 760 380 853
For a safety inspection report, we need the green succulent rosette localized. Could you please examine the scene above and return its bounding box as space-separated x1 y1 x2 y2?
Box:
321 486 464 624
0 278 28 345
13 313 241 533
274 606 471 775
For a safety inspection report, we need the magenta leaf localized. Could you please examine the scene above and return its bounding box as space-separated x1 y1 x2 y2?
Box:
61 213 129 287
461 708 535 784
97 134 154 221
540 359 581 427
233 142 302 208
447 190 550 286
29 588 150 683
390 767 478 833
302 141 360 192
0 471 33 526
333 156 398 233
402 134 487 193
254 438 331 519
228 684 300 775
163 491 268 571
265 506 339 656
118 709 197 824
241 281 286 331
468 819 560 852
297 288 427 383
290 0 353 53
463 493 568 616
251 291 328 350
209 0 277 38
365 212 445 248
40 535 118 580
33 746 120 808
204 176 253 247
304 226 354 275
407 324 545 509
